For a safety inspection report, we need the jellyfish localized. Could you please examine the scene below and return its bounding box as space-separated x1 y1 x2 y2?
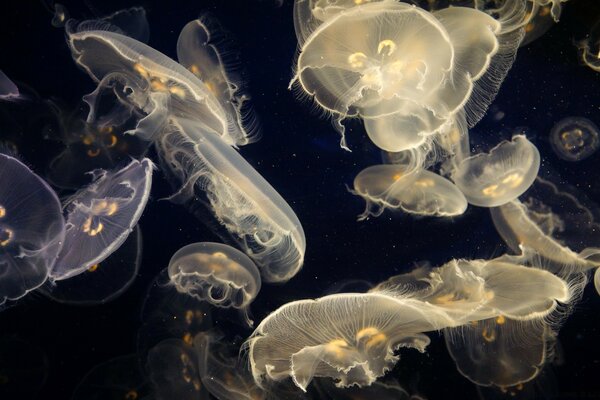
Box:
50 158 153 280
0 153 65 305
72 355 150 400
451 135 540 207
314 377 415 400
157 117 306 283
246 292 455 391
168 242 261 326
291 1 522 152
50 3 68 28
44 225 142 305
351 165 468 219
0 336 48 399
578 20 600 72
0 70 19 101
549 117 600 162
533 0 568 22
594 267 600 296
520 3 555 47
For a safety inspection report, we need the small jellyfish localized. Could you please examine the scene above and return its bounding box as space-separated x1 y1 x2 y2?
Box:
578 20 600 72
168 242 261 326
549 117 600 161
0 153 65 305
50 158 153 280
246 293 454 391
351 165 468 219
451 135 540 207
0 70 19 101
51 3 68 28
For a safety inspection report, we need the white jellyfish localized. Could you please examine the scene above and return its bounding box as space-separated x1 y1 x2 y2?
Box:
168 242 261 326
51 158 153 280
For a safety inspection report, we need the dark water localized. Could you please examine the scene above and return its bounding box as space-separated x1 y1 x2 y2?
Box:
0 0 599 399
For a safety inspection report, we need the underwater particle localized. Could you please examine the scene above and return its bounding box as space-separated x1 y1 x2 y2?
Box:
0 153 65 305
549 117 600 161
451 135 540 207
51 158 153 280
168 242 261 326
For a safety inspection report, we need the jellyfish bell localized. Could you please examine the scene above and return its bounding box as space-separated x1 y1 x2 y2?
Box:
549 116 600 162
157 117 305 283
168 242 261 326
451 135 540 207
351 164 468 219
50 158 153 281
0 153 65 305
0 70 20 101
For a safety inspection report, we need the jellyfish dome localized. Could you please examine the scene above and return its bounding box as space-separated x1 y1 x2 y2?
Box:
0 154 65 304
50 158 153 280
292 1 512 151
549 117 599 162
451 135 540 207
168 242 261 326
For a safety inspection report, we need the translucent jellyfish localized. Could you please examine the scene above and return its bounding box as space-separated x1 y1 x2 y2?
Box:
578 20 600 72
44 225 142 305
168 242 261 326
157 117 305 283
451 135 540 207
72 355 150 400
50 158 153 280
595 267 600 296
245 293 455 391
0 70 19 101
533 0 568 22
194 331 265 400
291 1 521 151
0 153 65 305
0 336 48 399
50 3 68 28
549 117 600 161
520 3 555 47
67 15 254 146
351 165 468 219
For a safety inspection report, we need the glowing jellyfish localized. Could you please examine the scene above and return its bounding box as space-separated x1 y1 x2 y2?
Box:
291 1 519 151
246 293 454 391
168 242 261 326
0 336 48 399
0 70 19 101
51 158 153 280
157 117 305 283
549 117 600 161
67 17 253 146
578 20 600 72
451 135 540 207
44 225 142 305
0 153 65 305
351 165 468 219
72 355 150 400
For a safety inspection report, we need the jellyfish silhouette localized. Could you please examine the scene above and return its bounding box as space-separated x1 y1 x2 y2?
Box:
0 153 65 305
50 158 153 280
549 117 599 162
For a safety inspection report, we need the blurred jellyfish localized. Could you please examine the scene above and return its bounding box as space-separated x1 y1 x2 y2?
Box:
168 242 261 326
291 1 523 152
0 153 65 305
351 165 468 219
0 336 48 399
72 355 150 400
578 20 600 72
549 117 599 161
157 118 305 283
246 292 455 391
194 331 265 400
50 3 68 27
520 3 555 47
147 338 210 400
43 225 142 305
0 70 19 101
533 0 568 22
50 158 153 280
451 135 540 207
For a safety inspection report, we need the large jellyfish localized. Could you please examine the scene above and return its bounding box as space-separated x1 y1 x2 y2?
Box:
291 0 523 152
157 117 305 283
50 158 153 280
549 117 599 162
168 242 261 326
0 153 65 305
451 135 540 207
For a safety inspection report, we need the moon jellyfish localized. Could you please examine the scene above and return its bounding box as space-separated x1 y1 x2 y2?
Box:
451 135 540 207
578 20 600 72
534 0 568 22
0 336 48 399
549 117 599 161
51 158 153 280
0 153 65 305
168 242 261 326
520 3 555 47
44 225 142 305
246 293 454 391
157 118 305 283
0 70 19 101
351 165 467 219
291 1 521 151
